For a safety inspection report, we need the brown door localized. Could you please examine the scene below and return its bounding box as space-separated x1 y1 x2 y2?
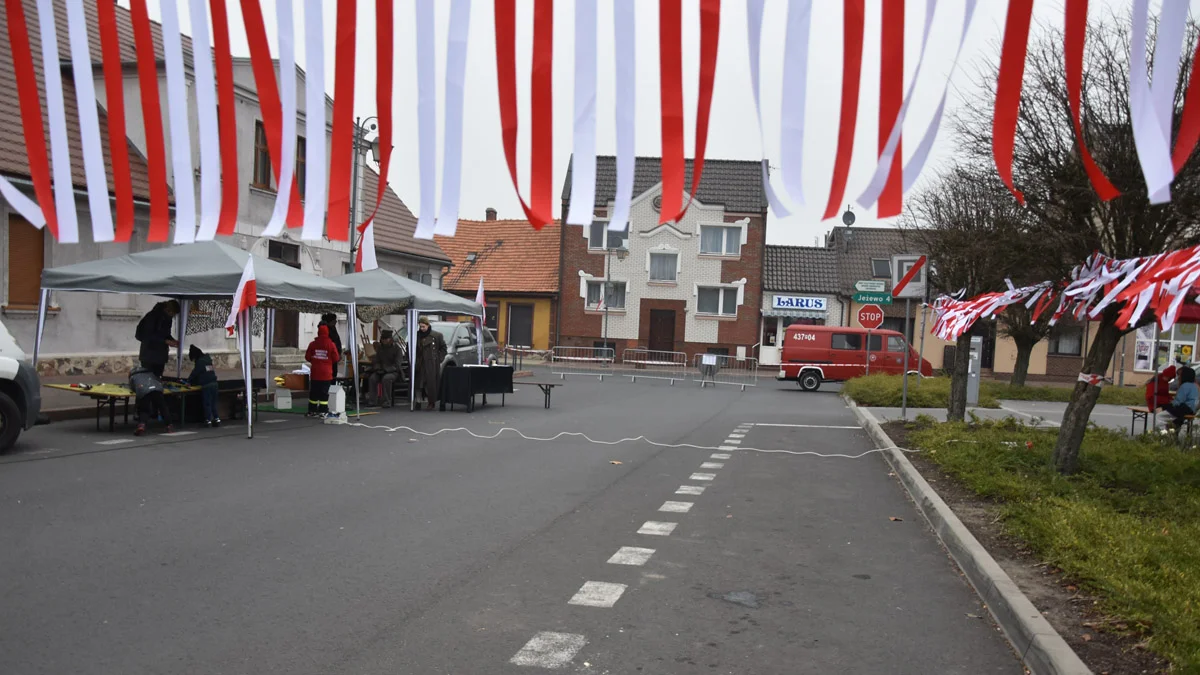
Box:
268 241 300 348
507 304 534 348
648 310 676 352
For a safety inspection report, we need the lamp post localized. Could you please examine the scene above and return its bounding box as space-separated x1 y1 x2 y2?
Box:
347 116 381 269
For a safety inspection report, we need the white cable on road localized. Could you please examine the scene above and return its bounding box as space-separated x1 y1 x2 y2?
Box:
347 423 919 459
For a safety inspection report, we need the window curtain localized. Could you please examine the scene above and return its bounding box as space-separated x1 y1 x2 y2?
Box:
650 253 676 281
697 287 720 313
700 226 722 253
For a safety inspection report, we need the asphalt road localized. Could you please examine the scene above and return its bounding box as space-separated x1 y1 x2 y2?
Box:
1 375 1020 674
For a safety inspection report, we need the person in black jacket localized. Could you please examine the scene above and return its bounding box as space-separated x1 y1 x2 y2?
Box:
320 313 344 377
188 344 221 427
129 366 173 436
135 300 180 377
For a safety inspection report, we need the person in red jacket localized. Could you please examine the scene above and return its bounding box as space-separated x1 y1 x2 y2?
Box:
1145 363 1178 411
305 324 341 417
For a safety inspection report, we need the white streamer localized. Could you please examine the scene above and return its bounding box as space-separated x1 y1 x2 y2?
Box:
1130 0 1189 204
359 223 378 271
301 0 328 241
566 0 598 227
610 0 637 231
36 0 78 243
160 0 196 244
189 0 221 240
413 0 438 239
264 0 298 238
778 0 811 208
745 0 792 218
0 177 46 228
433 0 472 237
65 1 114 242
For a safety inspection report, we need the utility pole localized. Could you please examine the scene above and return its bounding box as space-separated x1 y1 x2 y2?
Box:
346 116 380 269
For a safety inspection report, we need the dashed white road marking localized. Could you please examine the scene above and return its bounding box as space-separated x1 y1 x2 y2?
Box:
638 521 678 536
159 431 197 437
751 423 861 429
700 462 724 469
263 419 287 424
718 445 738 451
659 500 694 513
727 433 745 439
676 485 706 495
608 546 655 566
568 581 627 607
725 439 742 445
95 439 135 446
690 473 716 481
510 632 587 668
710 453 731 459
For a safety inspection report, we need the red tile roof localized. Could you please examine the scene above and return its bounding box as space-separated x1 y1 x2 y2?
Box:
436 219 561 295
361 168 450 264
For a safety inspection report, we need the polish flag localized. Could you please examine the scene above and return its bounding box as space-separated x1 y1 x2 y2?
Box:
474 277 486 334
225 258 258 336
354 222 378 272
475 277 486 307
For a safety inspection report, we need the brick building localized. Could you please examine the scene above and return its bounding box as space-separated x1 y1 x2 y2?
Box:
558 157 767 361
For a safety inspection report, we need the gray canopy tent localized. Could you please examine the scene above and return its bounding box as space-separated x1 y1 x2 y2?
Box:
35 241 360 437
334 268 484 411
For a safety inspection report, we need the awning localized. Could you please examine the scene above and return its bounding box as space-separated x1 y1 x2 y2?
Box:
764 308 827 319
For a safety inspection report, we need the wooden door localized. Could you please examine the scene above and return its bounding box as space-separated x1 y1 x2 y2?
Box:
648 310 676 353
507 304 534 348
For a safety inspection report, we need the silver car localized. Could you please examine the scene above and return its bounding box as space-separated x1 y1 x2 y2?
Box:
430 321 499 368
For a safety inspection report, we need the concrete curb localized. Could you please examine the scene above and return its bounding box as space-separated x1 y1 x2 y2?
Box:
845 396 1091 675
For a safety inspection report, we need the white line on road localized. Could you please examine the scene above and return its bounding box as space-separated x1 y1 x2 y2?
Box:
710 453 731 459
263 419 287 424
724 439 742 445
689 473 716 481
159 431 197 437
568 581 627 607
751 423 861 429
718 446 738 451
700 462 724 469
676 485 706 495
95 439 134 446
638 521 678 536
608 546 655 566
510 632 587 668
727 434 745 439
659 501 694 513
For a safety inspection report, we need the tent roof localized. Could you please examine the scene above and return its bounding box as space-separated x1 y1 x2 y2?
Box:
40 241 355 307
335 268 483 316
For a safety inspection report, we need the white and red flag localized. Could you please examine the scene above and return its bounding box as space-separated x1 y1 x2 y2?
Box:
474 277 486 360
225 258 258 337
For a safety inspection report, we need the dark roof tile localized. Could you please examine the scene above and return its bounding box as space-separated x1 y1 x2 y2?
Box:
764 245 840 293
562 156 767 214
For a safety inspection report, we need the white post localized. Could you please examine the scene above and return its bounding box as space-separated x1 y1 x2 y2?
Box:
265 308 275 394
176 299 190 379
408 308 418 411
348 302 360 419
241 309 253 438
33 288 49 370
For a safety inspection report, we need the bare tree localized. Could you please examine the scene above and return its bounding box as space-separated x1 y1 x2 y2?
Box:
953 16 1200 473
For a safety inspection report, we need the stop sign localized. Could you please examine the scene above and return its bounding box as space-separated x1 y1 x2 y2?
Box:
857 304 884 330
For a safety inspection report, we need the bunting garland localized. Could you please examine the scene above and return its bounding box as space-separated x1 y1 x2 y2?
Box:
65 1 113 242
261 0 297 239
300 0 329 241
609 0 637 232
129 0 172 242
210 0 241 236
821 0 864 221
96 0 134 241
190 0 223 241
1064 0 1120 201
324 0 358 242
4 0 56 235
565 0 599 228
160 0 197 244
746 0 794 218
355 0 396 273
37 0 79 243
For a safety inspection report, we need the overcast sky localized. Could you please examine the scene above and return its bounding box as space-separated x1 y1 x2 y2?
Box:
146 0 1184 246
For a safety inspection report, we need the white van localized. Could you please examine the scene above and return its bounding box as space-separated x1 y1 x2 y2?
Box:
0 318 41 452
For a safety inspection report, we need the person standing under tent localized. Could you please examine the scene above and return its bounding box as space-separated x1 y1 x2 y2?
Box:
187 344 221 427
129 366 174 435
320 313 343 358
367 330 404 408
135 300 180 378
415 317 446 410
305 324 340 417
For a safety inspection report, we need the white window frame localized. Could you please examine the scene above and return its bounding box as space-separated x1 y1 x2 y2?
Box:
694 281 745 317
588 219 629 251
646 246 681 282
585 279 627 310
698 223 747 256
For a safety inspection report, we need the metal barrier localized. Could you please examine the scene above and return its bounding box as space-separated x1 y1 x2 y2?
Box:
551 346 616 380
693 353 759 391
621 348 688 384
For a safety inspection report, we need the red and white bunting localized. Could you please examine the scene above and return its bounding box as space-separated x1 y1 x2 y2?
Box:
225 259 258 337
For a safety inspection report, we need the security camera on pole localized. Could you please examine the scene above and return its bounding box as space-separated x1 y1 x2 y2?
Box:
891 254 927 419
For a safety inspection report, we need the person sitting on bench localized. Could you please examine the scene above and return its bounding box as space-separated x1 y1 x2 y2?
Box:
1145 363 1178 412
367 330 404 408
1161 366 1198 431
130 365 174 436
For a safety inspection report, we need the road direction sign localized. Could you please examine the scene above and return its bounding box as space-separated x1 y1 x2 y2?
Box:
857 304 885 330
852 292 893 305
854 280 886 293
892 254 928 299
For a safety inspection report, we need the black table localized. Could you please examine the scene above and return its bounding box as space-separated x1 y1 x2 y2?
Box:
439 365 514 412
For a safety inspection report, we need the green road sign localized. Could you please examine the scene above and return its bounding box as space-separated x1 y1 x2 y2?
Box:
853 292 893 305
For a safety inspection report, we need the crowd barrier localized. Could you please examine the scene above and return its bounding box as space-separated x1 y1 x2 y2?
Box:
693 353 759 391
551 346 616 380
501 345 550 370
621 348 688 385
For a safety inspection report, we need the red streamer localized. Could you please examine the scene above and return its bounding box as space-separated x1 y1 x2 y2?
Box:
4 0 58 239
129 0 172 241
822 0 865 221
878 0 904 218
1064 0 1119 201
96 0 133 242
326 0 358 242
239 0 304 228
356 0 394 271
494 0 555 229
658 0 684 225
1172 38 1200 171
210 0 241 236
993 0 1034 205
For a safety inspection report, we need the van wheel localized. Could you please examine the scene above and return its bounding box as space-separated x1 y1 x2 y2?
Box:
0 391 22 453
799 371 821 392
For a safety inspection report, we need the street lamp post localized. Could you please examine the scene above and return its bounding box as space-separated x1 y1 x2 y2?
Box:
347 116 381 269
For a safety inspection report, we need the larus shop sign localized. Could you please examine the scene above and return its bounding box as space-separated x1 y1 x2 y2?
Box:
771 296 827 311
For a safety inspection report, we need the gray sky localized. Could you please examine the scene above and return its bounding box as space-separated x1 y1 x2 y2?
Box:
148 0 1178 246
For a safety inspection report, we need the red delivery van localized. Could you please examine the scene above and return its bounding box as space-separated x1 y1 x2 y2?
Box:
776 325 934 391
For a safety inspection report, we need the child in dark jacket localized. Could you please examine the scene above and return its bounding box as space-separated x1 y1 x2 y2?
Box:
305 324 340 416
130 366 173 436
188 345 221 427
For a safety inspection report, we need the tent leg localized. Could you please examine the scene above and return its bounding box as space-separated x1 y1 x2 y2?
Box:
241 310 253 439
348 303 360 420
408 309 418 412
265 308 275 395
176 299 190 379
32 288 49 371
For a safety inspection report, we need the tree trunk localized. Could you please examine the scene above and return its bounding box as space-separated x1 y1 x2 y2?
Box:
947 333 972 422
1051 321 1123 474
1009 336 1034 387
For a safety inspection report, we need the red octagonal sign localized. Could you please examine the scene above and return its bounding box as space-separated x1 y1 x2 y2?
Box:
857 304 884 330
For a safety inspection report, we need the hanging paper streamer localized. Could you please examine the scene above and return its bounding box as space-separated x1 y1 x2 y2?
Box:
96 0 134 241
324 0 358 242
262 0 298 239
160 0 197 244
878 0 904 217
356 0 395 272
413 0 437 239
211 0 240 236
301 0 329 241
1129 0 1189 203
4 0 56 236
745 0 793 218
433 0 472 237
37 0 79 243
1174 39 1200 171
129 0 173 241
609 0 637 232
566 0 599 228
822 0 864 221
1064 0 1119 201
190 0 223 241
778 0 811 210
992 0 1034 205
65 1 114 242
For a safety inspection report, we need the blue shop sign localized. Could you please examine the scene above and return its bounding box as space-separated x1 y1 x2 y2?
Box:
771 295 827 311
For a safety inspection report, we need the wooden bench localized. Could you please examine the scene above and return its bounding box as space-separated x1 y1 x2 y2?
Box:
523 381 561 409
1130 406 1196 441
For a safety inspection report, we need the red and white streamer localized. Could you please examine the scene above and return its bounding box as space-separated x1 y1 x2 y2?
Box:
609 0 637 232
65 0 114 242
191 0 223 241
37 0 78 243
355 0 395 273
1064 0 1119 202
160 0 196 244
566 0 599 228
1129 0 1190 203
821 0 864 221
96 0 134 241
4 0 56 235
301 0 329 241
992 0 1033 205
263 0 298 238
325 0 359 242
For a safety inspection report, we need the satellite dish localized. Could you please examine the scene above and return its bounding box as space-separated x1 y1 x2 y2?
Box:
842 207 856 226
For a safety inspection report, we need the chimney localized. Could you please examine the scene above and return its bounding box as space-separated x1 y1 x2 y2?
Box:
485 207 497 221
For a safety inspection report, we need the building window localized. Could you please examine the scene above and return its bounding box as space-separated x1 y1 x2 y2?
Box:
649 252 677 282
342 261 354 275
1134 323 1197 371
252 121 272 188
593 341 617 356
589 220 628 250
295 136 307 198
268 240 300 268
421 273 432 286
586 280 626 309
1048 325 1084 357
699 225 741 256
881 317 915 343
871 258 891 278
485 302 499 330
696 286 739 316
832 333 863 351
5 215 44 308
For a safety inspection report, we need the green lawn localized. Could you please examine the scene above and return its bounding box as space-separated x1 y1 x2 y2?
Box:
841 374 1145 408
905 419 1200 670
